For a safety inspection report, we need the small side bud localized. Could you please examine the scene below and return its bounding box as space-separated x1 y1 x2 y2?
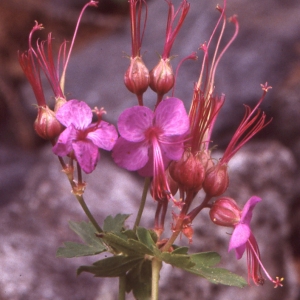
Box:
209 197 241 227
149 58 174 96
182 224 193 244
169 150 206 193
203 163 229 196
34 106 63 140
54 96 67 112
124 56 150 96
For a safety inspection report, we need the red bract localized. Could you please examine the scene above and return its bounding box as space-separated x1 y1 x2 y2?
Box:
19 1 98 108
18 22 47 107
161 0 190 60
220 83 272 165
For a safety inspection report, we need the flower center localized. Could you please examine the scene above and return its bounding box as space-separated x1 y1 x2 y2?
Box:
144 126 163 143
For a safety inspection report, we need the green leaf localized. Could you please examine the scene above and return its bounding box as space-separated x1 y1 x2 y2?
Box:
123 229 138 240
190 252 221 267
160 252 194 269
56 221 106 258
77 255 143 277
183 252 247 287
102 232 154 256
136 227 156 251
172 246 189 255
126 260 152 300
103 214 131 233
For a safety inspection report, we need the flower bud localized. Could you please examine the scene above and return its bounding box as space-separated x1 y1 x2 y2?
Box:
34 106 63 140
124 56 150 96
209 197 241 227
149 58 174 95
169 150 206 193
203 163 229 197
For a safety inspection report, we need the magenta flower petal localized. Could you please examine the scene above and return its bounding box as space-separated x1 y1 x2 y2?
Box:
229 223 251 258
87 121 118 151
161 136 185 160
138 148 171 177
118 106 153 142
52 124 76 156
72 140 99 174
112 137 149 170
240 196 262 225
233 243 247 260
154 97 189 136
56 100 92 128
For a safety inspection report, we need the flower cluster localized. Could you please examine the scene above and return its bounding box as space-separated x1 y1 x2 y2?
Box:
19 1 117 175
114 0 282 287
19 0 283 290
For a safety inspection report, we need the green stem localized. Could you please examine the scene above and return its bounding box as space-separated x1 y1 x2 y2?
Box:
57 157 102 233
118 275 126 300
133 177 150 232
161 229 181 252
151 257 162 300
75 194 102 233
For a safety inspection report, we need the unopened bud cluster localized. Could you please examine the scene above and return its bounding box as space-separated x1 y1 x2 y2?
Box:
124 56 176 103
169 149 229 196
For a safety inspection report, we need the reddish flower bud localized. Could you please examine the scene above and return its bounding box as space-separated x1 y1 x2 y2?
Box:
124 56 150 97
149 58 174 96
203 163 229 196
209 197 241 227
34 106 63 140
169 150 206 193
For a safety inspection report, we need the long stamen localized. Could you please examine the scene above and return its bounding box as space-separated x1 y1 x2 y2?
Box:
209 14 239 94
60 1 98 92
247 236 284 287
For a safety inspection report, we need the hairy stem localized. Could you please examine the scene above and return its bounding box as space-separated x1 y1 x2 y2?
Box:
151 257 162 300
133 177 150 232
118 275 126 300
75 194 102 233
57 157 102 233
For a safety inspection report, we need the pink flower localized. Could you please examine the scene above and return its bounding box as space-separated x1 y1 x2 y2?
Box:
53 100 118 174
112 97 189 199
229 196 261 259
229 196 283 287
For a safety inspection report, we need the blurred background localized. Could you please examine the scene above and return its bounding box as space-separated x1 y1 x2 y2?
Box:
1 0 300 299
